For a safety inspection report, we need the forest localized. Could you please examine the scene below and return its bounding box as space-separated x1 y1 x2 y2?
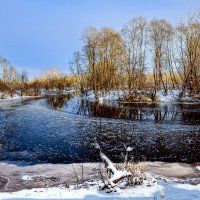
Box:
70 12 200 101
0 12 200 102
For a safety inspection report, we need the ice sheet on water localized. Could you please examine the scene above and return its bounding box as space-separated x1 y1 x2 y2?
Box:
0 98 200 163
0 99 94 163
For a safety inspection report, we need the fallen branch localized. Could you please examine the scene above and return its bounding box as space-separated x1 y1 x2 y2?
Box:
96 142 156 192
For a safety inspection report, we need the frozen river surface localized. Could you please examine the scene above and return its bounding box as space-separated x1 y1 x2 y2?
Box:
0 96 200 164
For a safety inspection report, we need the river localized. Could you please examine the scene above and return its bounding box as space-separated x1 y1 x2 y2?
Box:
0 95 199 164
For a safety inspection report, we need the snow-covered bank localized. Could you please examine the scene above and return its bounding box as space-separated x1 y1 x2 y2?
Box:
85 90 200 103
156 90 180 102
0 181 161 199
86 90 124 102
0 178 199 200
0 162 102 192
0 161 199 191
0 89 76 107
157 90 200 103
0 96 40 107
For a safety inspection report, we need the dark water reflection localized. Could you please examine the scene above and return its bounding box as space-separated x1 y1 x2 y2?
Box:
46 95 200 163
48 95 200 124
88 121 200 163
0 95 199 164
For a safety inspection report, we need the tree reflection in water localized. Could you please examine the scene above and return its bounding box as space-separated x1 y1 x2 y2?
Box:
47 94 72 110
48 95 200 124
0 95 199 163
45 95 200 163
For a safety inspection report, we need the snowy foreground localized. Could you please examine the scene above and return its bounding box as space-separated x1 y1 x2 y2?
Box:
0 179 199 200
0 162 199 200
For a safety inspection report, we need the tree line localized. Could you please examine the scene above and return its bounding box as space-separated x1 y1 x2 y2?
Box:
70 12 200 100
0 55 75 98
0 12 199 100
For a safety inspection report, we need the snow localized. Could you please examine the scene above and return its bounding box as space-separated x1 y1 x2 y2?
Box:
21 175 46 181
21 175 34 181
63 89 76 94
99 151 118 174
85 89 200 103
86 90 124 102
109 170 130 184
156 90 181 102
0 89 74 102
0 94 31 100
98 96 104 104
0 95 39 107
196 166 200 171
175 183 200 191
0 185 159 199
0 179 199 200
126 146 133 152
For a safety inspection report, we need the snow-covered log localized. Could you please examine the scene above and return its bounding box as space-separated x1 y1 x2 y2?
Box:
96 142 156 192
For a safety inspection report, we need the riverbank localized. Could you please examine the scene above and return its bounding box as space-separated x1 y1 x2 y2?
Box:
0 161 199 199
0 89 75 108
0 96 41 107
0 95 199 199
85 90 200 103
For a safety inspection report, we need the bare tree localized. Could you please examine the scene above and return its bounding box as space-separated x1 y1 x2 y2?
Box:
97 27 124 92
121 17 148 93
42 68 61 91
176 12 200 97
70 51 88 95
82 27 99 98
149 19 173 98
19 70 28 96
3 65 19 97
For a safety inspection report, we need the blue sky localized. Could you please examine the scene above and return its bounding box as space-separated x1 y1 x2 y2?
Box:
0 0 200 78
